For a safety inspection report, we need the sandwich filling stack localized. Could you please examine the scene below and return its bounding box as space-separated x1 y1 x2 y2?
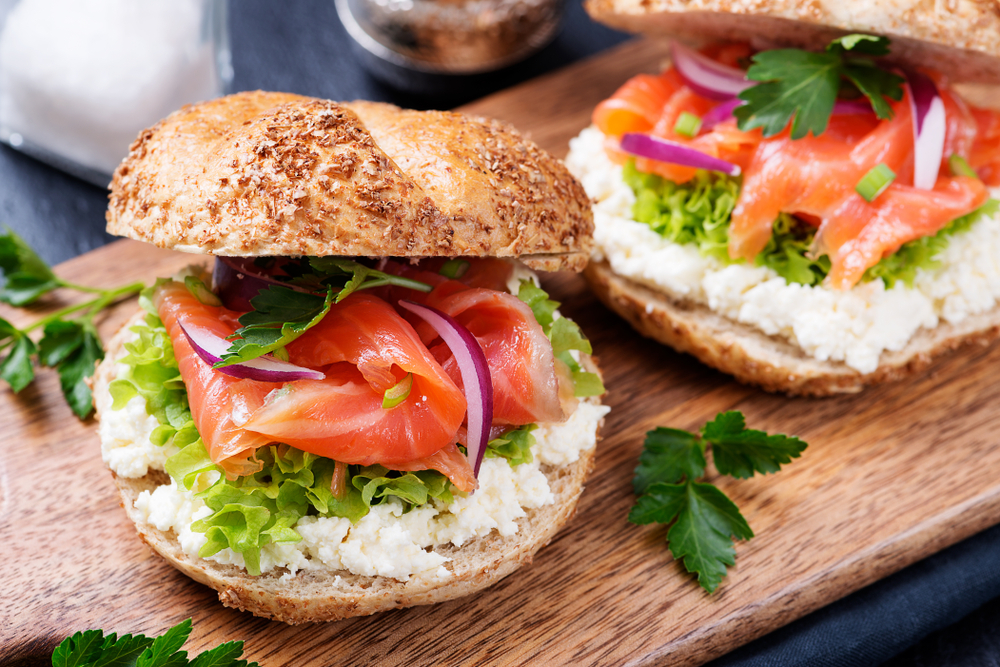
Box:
567 4 1000 395
94 91 609 623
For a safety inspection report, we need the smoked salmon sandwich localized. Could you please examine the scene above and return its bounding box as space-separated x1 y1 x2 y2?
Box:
93 91 609 623
567 1 1000 395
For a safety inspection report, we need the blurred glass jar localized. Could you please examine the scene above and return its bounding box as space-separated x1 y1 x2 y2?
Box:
336 0 564 86
0 0 232 186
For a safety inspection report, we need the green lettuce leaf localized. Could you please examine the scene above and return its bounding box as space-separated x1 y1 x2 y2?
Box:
624 160 738 263
517 281 604 396
516 281 559 335
753 214 831 286
352 466 454 508
485 424 537 467
186 445 454 574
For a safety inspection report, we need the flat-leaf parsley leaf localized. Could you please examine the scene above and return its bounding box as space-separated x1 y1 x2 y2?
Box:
629 411 807 592
702 411 807 479
735 34 904 139
0 229 143 416
52 618 260 667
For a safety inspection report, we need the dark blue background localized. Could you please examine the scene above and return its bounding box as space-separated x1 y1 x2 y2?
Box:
2 1 998 664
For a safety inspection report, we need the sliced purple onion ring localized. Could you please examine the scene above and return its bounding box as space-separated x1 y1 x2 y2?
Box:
701 98 743 132
213 257 305 311
398 300 493 479
906 70 947 190
621 132 742 177
670 41 750 101
179 321 325 382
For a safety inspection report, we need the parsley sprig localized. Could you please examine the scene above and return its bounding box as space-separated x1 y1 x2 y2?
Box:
735 34 905 139
0 229 143 417
215 257 431 368
51 618 259 667
629 411 807 592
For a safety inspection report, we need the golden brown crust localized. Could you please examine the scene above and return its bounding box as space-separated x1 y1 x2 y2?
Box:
584 260 1000 397
94 308 605 624
584 0 1000 84
107 92 593 270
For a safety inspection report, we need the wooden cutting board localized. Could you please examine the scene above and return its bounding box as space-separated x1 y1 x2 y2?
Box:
4 38 1000 667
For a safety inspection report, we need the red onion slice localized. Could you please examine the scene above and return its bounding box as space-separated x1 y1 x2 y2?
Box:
670 41 750 101
179 321 325 382
621 133 741 177
213 257 305 312
701 98 743 131
398 300 493 478
906 70 947 190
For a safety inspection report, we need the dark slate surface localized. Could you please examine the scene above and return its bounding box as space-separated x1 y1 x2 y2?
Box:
1 1 998 664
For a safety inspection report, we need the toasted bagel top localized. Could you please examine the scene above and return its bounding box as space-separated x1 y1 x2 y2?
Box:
107 91 593 271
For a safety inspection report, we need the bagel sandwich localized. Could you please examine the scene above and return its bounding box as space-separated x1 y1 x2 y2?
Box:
567 1 1000 396
95 91 609 624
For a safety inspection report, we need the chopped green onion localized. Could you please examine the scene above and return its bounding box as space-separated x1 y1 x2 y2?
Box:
949 154 979 179
855 163 896 202
674 112 702 138
439 259 470 280
382 372 413 409
184 275 222 307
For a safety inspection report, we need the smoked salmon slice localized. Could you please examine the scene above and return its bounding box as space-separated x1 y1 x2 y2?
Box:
157 282 471 486
730 100 915 261
154 280 281 479
423 285 572 425
377 259 574 426
815 176 987 289
968 103 1000 185
729 93 987 286
245 293 467 466
238 363 466 469
596 67 760 184
156 257 570 491
593 72 681 138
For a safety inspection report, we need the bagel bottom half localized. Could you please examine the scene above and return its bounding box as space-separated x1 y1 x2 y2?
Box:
95 309 607 624
584 259 1000 397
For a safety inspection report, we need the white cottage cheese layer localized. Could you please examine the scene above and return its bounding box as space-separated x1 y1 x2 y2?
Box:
566 125 1000 373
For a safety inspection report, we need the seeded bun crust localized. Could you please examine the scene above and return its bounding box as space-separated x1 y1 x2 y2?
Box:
94 309 605 624
585 0 1000 84
106 91 593 272
584 260 1000 397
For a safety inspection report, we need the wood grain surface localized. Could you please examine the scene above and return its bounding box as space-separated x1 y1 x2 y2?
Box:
4 37 1000 666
